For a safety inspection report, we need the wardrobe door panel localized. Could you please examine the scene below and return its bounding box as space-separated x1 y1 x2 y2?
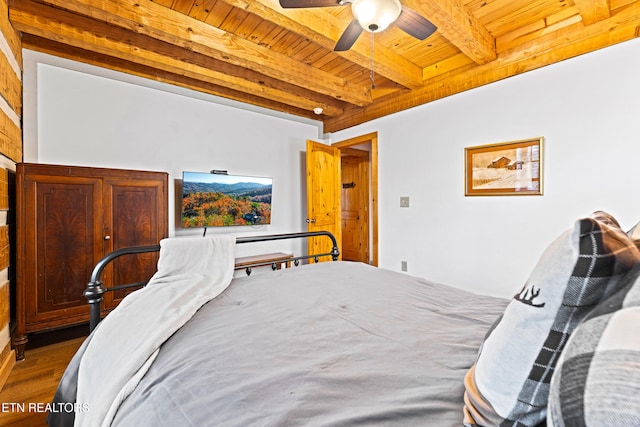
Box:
102 178 166 308
26 175 103 327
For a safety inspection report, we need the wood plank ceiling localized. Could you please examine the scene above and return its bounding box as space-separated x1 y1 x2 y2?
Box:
8 0 640 132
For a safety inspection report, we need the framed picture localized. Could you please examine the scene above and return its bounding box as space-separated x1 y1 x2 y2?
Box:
465 137 544 196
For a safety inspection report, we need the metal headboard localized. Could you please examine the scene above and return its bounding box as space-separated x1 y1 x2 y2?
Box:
84 231 339 332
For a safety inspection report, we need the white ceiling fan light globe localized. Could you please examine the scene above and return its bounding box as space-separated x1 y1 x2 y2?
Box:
351 0 402 32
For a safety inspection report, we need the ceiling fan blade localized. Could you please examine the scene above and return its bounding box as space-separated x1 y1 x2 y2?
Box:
395 7 437 40
279 0 342 8
334 19 363 51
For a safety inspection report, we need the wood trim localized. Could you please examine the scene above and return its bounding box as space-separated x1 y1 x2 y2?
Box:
403 0 496 64
21 35 332 120
0 48 22 116
235 0 424 89
0 0 22 118
0 280 8 328
332 132 379 266
574 0 610 25
0 0 23 67
0 0 23 163
324 2 640 132
0 0 20 370
0 227 9 271
10 0 372 107
6 0 640 130
0 280 7 365
0 169 7 211
0 110 22 163
0 340 16 391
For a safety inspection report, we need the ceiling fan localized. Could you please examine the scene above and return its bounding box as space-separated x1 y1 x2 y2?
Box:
279 0 437 51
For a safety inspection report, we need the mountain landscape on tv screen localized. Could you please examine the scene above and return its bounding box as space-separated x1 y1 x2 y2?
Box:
183 181 270 197
182 180 272 227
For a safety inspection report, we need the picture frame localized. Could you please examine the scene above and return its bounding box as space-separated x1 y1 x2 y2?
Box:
465 137 544 196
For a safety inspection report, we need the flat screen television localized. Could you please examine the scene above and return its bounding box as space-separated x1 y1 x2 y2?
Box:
181 171 272 228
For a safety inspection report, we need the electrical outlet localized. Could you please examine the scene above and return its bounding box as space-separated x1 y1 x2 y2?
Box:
400 196 410 208
401 260 408 272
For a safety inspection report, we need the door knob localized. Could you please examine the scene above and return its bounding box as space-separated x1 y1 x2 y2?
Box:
104 235 111 240
306 218 316 223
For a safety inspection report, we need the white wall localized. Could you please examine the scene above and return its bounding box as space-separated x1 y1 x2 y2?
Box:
22 50 324 258
331 38 640 297
25 39 640 297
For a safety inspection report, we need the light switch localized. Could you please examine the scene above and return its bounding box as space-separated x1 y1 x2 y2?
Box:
400 196 410 208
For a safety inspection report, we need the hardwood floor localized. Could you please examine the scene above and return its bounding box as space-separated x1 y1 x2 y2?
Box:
0 330 86 427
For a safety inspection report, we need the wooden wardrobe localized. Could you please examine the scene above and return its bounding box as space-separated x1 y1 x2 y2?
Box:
13 163 168 360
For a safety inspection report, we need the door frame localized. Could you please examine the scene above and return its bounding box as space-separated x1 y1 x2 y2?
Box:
333 132 378 266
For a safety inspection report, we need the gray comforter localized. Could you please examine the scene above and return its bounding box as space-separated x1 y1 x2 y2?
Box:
51 261 508 426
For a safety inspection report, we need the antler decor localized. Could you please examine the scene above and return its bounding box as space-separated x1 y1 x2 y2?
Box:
514 283 546 308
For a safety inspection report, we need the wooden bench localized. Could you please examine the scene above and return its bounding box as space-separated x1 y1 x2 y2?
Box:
234 252 294 275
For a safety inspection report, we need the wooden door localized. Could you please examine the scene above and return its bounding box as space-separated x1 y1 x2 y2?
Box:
101 177 167 309
20 172 104 330
332 132 378 266
306 140 342 261
341 149 369 262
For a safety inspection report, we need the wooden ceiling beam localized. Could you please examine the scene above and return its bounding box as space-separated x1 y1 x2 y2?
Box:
574 0 610 25
21 34 323 119
10 0 345 116
229 0 425 89
422 52 474 81
34 0 372 106
403 0 496 64
325 0 640 132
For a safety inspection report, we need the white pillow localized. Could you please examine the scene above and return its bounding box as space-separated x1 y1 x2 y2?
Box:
463 212 640 427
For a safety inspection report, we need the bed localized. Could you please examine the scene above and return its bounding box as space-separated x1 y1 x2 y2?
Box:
48 212 640 427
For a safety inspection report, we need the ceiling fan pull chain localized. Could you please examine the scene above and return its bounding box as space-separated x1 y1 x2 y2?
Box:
370 32 376 90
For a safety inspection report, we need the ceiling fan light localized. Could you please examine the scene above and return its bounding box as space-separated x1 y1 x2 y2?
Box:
351 0 401 33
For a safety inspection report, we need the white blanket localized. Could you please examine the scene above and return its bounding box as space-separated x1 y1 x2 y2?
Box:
74 235 236 427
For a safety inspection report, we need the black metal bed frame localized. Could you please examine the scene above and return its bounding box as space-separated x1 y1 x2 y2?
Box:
84 231 340 332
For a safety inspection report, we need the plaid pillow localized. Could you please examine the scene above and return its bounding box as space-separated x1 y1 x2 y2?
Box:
463 212 640 427
548 262 640 426
628 221 640 249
